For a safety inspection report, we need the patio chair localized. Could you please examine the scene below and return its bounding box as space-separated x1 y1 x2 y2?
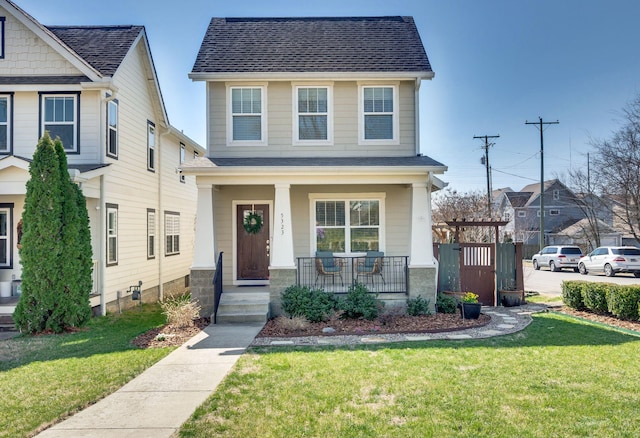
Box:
356 251 385 285
315 251 344 287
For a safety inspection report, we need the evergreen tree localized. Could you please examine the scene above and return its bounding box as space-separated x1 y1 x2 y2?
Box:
13 134 92 333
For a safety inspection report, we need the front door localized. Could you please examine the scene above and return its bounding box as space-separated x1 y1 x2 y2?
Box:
237 204 270 281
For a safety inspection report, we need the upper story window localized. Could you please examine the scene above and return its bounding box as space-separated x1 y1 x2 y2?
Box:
179 143 185 183
295 86 332 144
0 17 5 59
553 189 560 200
228 86 266 145
360 85 398 144
107 99 118 158
147 121 155 171
0 94 11 154
517 210 526 218
549 209 560 216
41 93 79 153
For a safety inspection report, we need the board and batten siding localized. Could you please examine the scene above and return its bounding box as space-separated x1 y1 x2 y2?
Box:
206 80 417 158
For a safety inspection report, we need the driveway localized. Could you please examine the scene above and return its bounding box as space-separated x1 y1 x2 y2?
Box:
523 263 640 296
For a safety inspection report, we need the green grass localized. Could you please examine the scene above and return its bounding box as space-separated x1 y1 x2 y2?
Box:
180 313 640 437
0 304 173 437
525 293 563 303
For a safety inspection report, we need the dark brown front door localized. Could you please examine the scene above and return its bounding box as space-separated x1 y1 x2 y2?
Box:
237 204 270 280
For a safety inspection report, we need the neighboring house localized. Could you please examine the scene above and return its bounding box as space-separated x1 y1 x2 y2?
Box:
494 179 611 246
547 218 621 249
183 16 447 317
0 0 205 315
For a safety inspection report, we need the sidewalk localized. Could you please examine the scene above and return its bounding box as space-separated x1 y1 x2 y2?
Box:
36 323 265 438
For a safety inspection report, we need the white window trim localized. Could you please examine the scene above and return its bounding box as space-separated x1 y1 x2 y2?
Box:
107 99 118 158
179 143 186 183
517 210 526 218
226 84 267 147
0 205 11 268
41 93 79 152
147 209 156 259
147 121 155 171
308 192 386 255
106 204 118 266
293 83 333 146
358 82 399 146
165 211 180 256
0 94 11 154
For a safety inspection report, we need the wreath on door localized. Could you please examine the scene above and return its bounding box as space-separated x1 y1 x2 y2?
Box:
243 211 263 234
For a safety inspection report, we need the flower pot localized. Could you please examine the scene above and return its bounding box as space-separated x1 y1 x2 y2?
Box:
499 290 524 307
461 302 481 319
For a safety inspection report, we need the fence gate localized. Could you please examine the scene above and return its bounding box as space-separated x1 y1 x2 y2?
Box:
459 243 495 305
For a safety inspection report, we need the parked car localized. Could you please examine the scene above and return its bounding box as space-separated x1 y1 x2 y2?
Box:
578 246 640 277
532 246 583 272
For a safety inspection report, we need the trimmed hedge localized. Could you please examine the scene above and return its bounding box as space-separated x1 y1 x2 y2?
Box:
563 280 640 321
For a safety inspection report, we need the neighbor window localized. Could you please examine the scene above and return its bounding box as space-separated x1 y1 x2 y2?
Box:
229 86 265 144
295 86 331 143
107 99 118 158
517 211 526 218
41 93 79 152
0 204 12 268
550 209 560 216
147 121 155 171
147 209 156 259
553 189 560 200
0 94 11 154
0 17 5 59
314 198 382 253
179 143 185 183
106 204 118 266
360 85 397 143
165 212 180 256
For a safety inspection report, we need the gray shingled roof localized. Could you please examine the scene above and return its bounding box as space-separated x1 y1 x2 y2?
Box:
208 156 445 168
192 16 431 74
47 25 144 76
505 192 533 208
0 75 90 84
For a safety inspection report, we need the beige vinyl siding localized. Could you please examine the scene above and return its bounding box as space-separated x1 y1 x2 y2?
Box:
1 9 81 76
207 80 416 158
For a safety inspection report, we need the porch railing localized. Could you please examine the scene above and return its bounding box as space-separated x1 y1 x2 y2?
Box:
296 256 408 294
212 251 223 324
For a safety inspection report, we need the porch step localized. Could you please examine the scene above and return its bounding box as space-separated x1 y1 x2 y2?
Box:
215 290 270 324
0 313 16 331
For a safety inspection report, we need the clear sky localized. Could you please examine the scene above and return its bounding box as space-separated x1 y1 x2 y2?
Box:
16 0 640 193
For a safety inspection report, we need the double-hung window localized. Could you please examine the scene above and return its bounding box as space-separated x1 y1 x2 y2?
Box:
0 17 5 59
107 99 118 158
360 85 398 144
295 85 332 144
0 94 11 154
313 196 383 253
165 212 180 256
229 86 265 145
179 143 185 183
147 209 156 259
0 204 12 268
41 93 79 152
147 121 155 171
106 204 118 266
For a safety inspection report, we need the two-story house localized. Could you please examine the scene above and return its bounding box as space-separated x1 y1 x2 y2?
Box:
182 16 447 318
0 0 205 315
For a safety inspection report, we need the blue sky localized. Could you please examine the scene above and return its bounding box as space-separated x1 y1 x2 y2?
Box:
17 0 640 193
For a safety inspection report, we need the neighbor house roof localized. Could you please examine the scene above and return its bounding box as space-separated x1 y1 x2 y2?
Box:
505 192 533 208
191 16 432 75
46 25 144 76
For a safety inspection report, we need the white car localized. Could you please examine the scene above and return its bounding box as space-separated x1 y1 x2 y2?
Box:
578 246 640 277
532 246 583 272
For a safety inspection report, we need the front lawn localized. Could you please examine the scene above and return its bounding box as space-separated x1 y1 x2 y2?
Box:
180 313 640 437
0 304 173 437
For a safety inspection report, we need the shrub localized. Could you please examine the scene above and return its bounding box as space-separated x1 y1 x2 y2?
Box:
337 282 382 320
406 295 432 316
562 281 585 309
436 294 458 314
281 285 336 323
272 316 310 332
161 295 202 327
581 283 609 314
607 285 640 321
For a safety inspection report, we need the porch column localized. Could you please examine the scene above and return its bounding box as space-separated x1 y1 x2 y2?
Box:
409 181 435 267
271 183 295 268
192 184 216 268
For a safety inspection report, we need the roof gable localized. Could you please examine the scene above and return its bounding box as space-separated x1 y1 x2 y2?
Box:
191 16 432 76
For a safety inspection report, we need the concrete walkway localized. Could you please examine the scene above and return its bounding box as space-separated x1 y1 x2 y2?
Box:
36 323 264 438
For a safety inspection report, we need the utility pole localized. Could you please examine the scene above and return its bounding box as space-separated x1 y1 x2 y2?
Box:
525 117 559 252
474 134 499 218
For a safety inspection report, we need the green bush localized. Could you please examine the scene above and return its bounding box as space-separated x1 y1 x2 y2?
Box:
607 285 640 321
581 283 609 314
562 281 585 310
436 294 458 314
406 295 432 316
281 285 336 323
337 282 382 320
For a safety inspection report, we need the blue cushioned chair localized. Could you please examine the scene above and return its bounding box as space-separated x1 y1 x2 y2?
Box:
356 251 385 285
315 251 344 286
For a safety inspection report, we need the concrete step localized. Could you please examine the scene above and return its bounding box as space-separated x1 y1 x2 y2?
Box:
0 313 15 330
216 311 269 324
215 291 270 324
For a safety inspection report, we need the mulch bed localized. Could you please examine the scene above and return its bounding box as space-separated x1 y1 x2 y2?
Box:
554 306 640 333
131 317 210 349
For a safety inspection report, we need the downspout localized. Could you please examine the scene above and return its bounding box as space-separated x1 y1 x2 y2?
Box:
415 79 421 156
